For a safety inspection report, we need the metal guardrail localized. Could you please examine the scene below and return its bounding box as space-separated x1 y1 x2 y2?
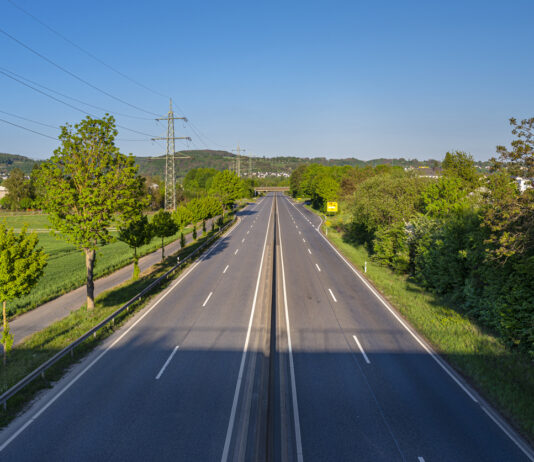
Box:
0 217 236 409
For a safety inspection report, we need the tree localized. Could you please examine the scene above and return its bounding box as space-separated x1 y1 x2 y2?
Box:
173 205 193 230
180 232 185 248
36 115 148 310
442 151 479 188
210 170 245 214
494 117 534 177
0 225 47 364
152 210 178 261
3 168 33 210
313 175 339 211
118 215 153 280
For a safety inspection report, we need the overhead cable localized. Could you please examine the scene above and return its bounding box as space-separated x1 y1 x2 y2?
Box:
0 27 161 117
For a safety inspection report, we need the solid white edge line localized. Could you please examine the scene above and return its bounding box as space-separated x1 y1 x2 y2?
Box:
315 263 321 272
0 214 243 453
223 265 229 274
352 335 371 364
221 196 274 462
284 196 534 462
155 345 180 380
202 291 213 307
328 288 337 303
277 201 304 462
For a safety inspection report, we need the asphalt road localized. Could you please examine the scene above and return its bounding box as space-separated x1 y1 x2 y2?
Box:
0 193 532 461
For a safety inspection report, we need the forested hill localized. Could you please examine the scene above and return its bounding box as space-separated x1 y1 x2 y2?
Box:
0 150 491 179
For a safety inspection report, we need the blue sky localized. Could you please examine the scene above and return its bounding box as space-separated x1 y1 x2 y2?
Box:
1 0 533 161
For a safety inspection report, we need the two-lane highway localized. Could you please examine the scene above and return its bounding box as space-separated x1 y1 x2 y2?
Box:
275 194 532 461
0 195 276 461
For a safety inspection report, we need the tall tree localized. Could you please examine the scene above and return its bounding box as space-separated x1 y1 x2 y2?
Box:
210 170 244 214
118 215 153 280
152 210 178 261
3 168 33 210
494 117 534 177
442 151 479 188
0 225 47 364
36 115 148 310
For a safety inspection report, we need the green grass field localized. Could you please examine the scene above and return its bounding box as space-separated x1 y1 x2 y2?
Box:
310 206 534 443
0 213 194 318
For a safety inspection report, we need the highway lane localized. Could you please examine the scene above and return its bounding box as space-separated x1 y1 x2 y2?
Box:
276 194 532 461
0 195 275 461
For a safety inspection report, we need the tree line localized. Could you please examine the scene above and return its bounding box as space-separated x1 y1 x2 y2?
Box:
290 117 534 357
0 115 251 363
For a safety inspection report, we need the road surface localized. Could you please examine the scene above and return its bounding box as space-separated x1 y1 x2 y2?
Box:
0 193 531 461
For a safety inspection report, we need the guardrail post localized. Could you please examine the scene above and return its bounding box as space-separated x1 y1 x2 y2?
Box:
41 371 45 380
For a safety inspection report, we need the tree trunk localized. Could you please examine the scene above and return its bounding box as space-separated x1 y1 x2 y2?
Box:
133 247 139 280
85 248 96 310
161 237 165 261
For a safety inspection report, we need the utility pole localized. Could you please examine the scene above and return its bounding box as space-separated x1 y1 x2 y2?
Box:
232 144 246 177
152 99 190 211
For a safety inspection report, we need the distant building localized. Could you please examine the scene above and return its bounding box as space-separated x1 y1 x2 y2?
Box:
0 185 8 199
514 177 532 193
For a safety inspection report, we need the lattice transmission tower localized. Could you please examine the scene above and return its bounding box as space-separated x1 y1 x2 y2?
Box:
152 99 190 211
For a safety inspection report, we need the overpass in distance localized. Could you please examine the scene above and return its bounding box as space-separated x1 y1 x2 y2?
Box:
254 186 289 193
0 193 532 461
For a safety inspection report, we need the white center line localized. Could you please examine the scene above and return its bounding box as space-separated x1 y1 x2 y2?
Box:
202 291 213 307
307 248 311 254
223 265 229 274
328 288 337 302
352 335 371 364
155 345 180 380
315 263 321 272
234 249 239 255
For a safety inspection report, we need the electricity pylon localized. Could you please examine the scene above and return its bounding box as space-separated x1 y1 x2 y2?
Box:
232 144 246 177
152 99 190 211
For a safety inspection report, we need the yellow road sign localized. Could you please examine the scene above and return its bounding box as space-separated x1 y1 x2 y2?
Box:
326 202 338 212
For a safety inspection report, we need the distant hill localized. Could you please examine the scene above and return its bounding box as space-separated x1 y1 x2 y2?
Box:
0 153 40 176
0 150 492 181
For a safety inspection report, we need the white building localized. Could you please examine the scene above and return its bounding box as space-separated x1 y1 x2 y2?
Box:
0 186 8 199
514 177 532 193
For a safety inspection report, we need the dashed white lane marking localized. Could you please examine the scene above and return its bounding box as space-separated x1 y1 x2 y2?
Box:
307 249 311 254
302 239 306 243
247 230 250 234
418 458 425 462
234 249 239 255
223 265 229 274
298 231 301 235
242 238 245 243
315 263 321 272
352 335 371 364
202 291 213 307
328 289 337 302
155 345 180 380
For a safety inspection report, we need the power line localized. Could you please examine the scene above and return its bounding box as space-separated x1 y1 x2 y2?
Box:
0 109 59 130
0 117 57 140
6 0 169 100
0 69 159 138
0 27 161 117
0 67 153 120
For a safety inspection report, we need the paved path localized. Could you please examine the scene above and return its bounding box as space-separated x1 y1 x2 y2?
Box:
11 217 217 345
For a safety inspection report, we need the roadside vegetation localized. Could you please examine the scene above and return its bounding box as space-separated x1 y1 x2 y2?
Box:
292 117 534 441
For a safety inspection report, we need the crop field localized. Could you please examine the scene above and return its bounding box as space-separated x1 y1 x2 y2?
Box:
1 213 192 317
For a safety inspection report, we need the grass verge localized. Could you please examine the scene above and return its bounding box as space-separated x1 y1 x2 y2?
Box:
0 216 234 428
307 204 534 444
